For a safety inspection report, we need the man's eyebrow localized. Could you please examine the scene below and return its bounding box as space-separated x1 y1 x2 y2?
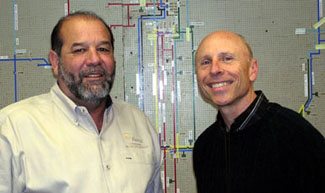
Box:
198 52 234 59
197 54 211 62
218 52 235 56
71 42 85 48
70 41 112 48
98 41 112 47
70 41 112 49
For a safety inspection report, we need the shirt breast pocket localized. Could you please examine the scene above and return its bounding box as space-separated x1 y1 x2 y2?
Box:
121 148 154 165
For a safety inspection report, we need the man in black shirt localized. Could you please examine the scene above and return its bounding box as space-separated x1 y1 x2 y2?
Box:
193 30 325 193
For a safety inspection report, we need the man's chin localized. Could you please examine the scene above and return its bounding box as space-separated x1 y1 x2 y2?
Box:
78 92 107 104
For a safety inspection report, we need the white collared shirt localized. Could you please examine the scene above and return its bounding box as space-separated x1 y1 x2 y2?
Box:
0 84 162 193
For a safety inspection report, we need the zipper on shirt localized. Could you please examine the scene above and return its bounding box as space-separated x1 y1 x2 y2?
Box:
225 130 231 193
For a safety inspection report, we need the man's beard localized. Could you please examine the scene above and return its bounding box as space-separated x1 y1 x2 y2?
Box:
58 61 115 105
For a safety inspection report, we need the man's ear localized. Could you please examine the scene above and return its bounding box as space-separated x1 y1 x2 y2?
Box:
249 58 258 82
49 50 60 77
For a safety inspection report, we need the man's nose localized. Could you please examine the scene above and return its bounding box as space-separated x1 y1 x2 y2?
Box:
210 60 224 75
86 49 101 66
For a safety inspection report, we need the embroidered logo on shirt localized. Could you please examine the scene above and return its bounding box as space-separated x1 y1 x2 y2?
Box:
123 132 148 149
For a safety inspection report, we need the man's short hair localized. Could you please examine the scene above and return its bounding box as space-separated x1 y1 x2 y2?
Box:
50 11 115 57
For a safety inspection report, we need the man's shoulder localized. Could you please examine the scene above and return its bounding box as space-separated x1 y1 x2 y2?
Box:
265 102 311 127
0 93 51 122
194 121 219 147
110 99 151 124
112 99 144 115
262 102 324 143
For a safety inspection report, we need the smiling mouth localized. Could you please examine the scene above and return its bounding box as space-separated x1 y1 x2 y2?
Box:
85 74 103 78
211 81 231 88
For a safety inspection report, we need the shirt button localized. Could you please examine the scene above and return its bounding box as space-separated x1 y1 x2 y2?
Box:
106 165 110 170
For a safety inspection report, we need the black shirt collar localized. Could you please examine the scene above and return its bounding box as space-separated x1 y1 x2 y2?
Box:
216 91 268 132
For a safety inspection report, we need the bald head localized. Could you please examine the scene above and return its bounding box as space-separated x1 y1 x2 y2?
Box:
194 30 258 116
196 31 253 65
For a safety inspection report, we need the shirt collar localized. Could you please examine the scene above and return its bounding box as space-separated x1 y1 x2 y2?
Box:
216 91 269 133
50 83 113 123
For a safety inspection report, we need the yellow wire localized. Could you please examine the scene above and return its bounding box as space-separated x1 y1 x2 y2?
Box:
298 105 305 117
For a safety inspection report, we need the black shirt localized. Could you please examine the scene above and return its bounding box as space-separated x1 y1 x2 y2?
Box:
193 91 325 193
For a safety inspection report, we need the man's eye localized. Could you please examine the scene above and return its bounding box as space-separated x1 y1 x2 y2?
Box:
98 47 110 52
222 56 233 62
201 60 211 65
72 48 86 53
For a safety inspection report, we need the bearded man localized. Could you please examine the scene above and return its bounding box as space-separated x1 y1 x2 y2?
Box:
0 11 162 193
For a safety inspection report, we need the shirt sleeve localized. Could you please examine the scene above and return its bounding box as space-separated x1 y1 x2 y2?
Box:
145 158 163 193
144 117 163 193
0 118 25 193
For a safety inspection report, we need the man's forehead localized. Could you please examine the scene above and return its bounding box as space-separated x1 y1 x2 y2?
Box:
196 33 248 57
60 17 111 41
61 17 104 31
